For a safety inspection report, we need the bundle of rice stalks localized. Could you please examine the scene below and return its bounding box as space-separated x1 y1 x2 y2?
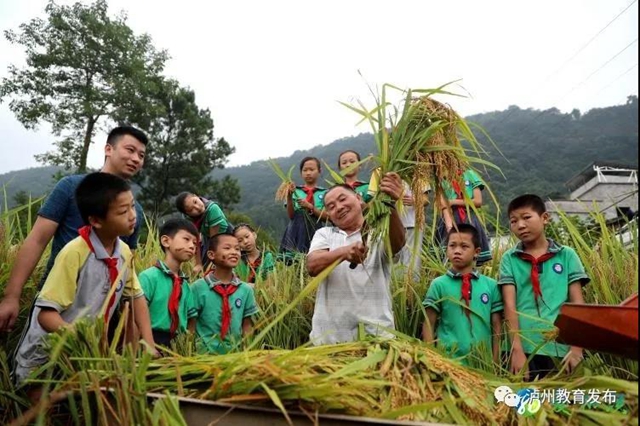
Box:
341 82 497 251
20 318 638 426
268 159 296 202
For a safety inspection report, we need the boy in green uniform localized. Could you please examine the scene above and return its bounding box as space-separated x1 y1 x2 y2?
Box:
499 194 588 381
190 232 259 354
422 224 503 364
139 218 199 348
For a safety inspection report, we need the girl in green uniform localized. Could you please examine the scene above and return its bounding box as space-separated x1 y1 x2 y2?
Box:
337 150 372 203
234 223 275 284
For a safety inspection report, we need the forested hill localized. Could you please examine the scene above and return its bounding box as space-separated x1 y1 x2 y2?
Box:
211 96 638 237
1 97 637 239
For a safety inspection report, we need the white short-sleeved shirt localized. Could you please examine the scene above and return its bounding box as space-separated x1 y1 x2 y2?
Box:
399 181 431 229
308 227 396 345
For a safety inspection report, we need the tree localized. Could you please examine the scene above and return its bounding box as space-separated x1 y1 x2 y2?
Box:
0 0 167 172
207 175 241 211
133 79 236 219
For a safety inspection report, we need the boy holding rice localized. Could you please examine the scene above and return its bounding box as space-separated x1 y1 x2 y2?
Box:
499 194 588 380
13 173 156 398
422 224 503 364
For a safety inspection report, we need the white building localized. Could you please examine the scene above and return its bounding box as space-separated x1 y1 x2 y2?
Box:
546 162 638 222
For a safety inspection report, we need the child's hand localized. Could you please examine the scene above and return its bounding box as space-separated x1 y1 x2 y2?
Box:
563 347 583 374
299 199 314 211
286 183 296 196
510 349 529 381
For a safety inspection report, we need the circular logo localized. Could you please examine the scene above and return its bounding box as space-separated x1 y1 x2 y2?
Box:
116 279 124 292
481 293 489 304
235 298 242 308
465 180 470 186
516 389 541 416
553 263 563 274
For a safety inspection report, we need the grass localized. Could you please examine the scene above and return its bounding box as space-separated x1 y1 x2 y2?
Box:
0 193 638 425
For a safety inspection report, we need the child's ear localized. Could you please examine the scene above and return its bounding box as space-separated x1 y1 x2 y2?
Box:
160 235 171 250
206 250 215 261
474 246 481 260
542 211 551 225
88 216 102 229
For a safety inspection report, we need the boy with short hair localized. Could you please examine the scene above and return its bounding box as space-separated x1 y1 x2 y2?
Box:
499 194 589 380
139 218 199 347
189 232 259 354
422 224 503 363
13 172 156 389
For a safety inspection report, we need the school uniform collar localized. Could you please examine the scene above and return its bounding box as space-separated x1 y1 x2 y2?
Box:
331 226 363 238
513 238 563 255
155 260 188 280
87 227 122 260
296 185 326 191
204 271 242 289
446 269 480 279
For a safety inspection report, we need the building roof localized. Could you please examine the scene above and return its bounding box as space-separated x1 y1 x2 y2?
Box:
565 161 638 192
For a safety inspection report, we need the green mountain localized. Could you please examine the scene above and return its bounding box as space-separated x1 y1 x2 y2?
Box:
212 97 638 238
1 97 637 241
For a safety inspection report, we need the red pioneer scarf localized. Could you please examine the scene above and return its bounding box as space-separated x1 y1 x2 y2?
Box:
517 252 556 315
78 226 119 323
212 282 239 340
460 272 474 330
154 261 183 338
451 170 467 223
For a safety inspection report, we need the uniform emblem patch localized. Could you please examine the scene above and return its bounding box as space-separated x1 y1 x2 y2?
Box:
480 293 489 304
116 279 124 292
465 180 471 186
235 298 242 308
553 263 563 274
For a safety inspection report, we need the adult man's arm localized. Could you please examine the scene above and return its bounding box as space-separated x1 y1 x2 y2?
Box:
0 217 59 331
307 243 365 277
378 172 406 256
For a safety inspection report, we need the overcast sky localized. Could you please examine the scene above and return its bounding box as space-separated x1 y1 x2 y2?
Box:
0 0 637 174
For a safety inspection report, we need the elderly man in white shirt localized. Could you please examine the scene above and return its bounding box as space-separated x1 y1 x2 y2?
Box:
306 172 406 345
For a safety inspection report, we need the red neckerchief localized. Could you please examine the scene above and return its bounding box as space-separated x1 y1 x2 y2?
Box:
300 185 317 203
244 252 263 284
348 181 366 190
450 170 467 223
517 251 556 316
460 272 474 331
78 226 119 323
154 261 183 338
208 273 240 340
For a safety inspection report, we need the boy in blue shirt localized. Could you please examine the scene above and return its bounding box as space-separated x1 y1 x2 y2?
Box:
0 126 148 333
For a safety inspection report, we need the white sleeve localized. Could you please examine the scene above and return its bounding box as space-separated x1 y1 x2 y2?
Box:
308 227 331 254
